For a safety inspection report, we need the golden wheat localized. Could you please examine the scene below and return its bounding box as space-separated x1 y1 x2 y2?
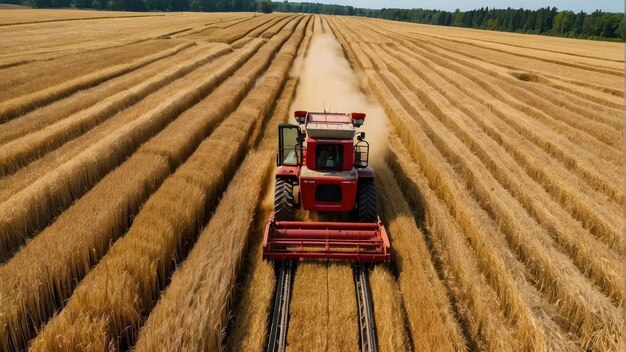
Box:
0 33 293 352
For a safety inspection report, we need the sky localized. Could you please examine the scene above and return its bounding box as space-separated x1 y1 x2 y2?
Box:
308 0 624 13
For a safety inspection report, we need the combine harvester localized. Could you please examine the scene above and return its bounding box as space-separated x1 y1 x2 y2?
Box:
263 111 389 352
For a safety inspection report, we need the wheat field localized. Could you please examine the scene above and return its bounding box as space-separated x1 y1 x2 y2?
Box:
0 9 622 352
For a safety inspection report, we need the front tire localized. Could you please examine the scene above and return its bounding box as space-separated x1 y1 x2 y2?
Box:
356 181 377 223
274 178 294 221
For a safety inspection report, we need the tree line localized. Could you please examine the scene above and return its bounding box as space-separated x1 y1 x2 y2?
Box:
2 0 623 41
274 2 624 41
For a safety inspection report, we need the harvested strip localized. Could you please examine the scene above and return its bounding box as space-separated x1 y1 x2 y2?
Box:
31 21 304 351
376 167 465 351
411 34 623 128
0 41 264 262
368 266 410 352
0 41 193 122
284 264 358 351
360 19 623 129
0 14 232 67
246 14 292 38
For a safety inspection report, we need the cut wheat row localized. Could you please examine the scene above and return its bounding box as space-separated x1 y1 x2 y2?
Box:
0 39 177 104
0 44 244 210
354 19 623 155
514 68 623 98
410 34 624 106
259 15 298 40
327 16 469 351
207 13 287 43
357 18 624 130
378 159 524 351
0 43 199 146
369 65 620 350
386 132 583 352
131 18 307 351
179 15 253 38
225 79 299 352
402 23 624 66
0 43 231 176
0 40 268 262
0 31 290 352
375 41 623 252
0 41 195 122
231 15 295 49
407 41 624 205
246 14 294 38
415 36 624 98
402 42 623 155
411 32 625 126
370 43 622 302
367 266 410 352
410 31 624 78
0 14 231 66
402 39 623 162
358 65 581 350
417 36 624 129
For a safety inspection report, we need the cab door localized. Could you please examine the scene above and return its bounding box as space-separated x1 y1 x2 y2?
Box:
277 124 302 166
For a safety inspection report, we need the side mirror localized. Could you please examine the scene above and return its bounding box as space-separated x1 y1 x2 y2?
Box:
357 132 365 141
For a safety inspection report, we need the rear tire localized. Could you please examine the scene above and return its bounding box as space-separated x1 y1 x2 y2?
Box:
356 181 377 223
274 178 294 221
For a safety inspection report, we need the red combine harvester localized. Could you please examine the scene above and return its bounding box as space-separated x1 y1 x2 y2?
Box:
262 111 390 263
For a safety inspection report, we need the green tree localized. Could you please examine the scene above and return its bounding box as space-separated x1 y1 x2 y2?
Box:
257 0 271 13
553 11 575 35
485 18 497 30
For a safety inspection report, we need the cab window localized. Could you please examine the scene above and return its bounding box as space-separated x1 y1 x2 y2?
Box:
278 124 300 166
316 144 343 171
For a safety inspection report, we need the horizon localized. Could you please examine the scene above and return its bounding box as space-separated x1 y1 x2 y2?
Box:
304 0 624 13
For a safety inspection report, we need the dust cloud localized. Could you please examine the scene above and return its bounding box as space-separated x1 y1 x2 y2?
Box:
290 17 389 167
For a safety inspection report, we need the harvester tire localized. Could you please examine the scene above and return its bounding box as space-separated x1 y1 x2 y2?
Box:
356 181 377 223
274 178 294 221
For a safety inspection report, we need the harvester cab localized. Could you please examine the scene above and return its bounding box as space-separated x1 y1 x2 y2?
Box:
262 110 390 263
